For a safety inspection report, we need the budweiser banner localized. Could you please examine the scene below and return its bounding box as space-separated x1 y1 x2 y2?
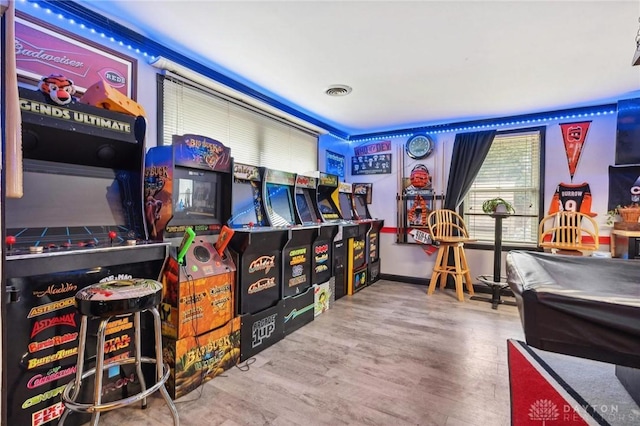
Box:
15 13 136 97
559 121 591 181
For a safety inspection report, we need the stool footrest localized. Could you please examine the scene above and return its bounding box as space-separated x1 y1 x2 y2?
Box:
62 357 170 414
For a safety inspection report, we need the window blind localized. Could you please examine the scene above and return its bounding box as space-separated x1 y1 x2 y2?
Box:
464 130 542 245
160 74 318 173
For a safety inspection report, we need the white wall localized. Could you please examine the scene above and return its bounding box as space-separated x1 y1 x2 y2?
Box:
321 113 618 281
13 4 623 284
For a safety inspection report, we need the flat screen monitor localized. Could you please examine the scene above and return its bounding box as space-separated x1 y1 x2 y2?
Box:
354 194 370 219
266 183 295 226
229 180 260 227
295 188 318 223
172 167 220 226
338 192 355 220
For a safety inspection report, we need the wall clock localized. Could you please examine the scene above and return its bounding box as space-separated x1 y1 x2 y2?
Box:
405 134 435 159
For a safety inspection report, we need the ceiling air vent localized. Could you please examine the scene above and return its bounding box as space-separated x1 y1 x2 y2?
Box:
325 85 352 97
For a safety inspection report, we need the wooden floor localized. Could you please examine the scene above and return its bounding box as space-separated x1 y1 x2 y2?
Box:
95 280 524 426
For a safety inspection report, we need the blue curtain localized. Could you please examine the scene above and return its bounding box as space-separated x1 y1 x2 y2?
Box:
444 130 497 211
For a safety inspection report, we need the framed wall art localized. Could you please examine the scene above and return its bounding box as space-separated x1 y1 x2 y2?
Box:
326 150 345 177
351 153 392 175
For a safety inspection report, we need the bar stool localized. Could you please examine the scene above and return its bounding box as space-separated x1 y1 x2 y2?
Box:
427 209 476 302
60 278 179 425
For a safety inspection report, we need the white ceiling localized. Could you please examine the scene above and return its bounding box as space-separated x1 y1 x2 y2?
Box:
78 0 640 136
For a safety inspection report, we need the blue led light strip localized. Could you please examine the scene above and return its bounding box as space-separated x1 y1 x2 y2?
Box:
20 0 619 143
344 105 617 142
20 0 349 138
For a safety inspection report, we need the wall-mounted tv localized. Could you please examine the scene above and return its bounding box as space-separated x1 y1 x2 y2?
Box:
172 167 220 226
266 183 295 226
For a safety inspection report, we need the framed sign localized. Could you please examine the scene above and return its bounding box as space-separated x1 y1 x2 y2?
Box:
15 12 137 99
326 150 345 177
354 140 391 156
352 153 392 175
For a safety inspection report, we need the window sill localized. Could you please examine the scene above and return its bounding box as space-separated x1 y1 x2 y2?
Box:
465 242 541 252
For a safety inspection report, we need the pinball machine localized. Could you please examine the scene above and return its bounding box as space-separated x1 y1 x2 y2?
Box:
3 87 168 426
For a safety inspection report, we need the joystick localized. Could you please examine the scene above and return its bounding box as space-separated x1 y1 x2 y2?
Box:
108 231 117 246
5 235 16 252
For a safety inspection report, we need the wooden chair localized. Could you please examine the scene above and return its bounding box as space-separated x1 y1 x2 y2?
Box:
538 211 599 255
427 209 475 301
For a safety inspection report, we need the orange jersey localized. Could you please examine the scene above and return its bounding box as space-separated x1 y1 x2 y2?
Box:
548 182 596 216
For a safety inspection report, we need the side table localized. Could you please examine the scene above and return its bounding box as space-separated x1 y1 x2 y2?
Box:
610 229 640 259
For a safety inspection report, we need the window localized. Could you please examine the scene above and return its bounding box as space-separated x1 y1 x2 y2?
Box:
159 74 318 173
463 128 544 245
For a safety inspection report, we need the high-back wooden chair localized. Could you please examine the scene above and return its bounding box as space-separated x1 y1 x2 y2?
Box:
427 209 476 301
538 211 599 255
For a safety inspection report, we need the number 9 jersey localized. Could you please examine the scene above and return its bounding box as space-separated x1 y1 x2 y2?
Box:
548 182 596 216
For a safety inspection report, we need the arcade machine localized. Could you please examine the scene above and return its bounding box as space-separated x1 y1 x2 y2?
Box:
227 163 287 361
294 174 338 316
4 87 168 426
337 182 369 295
143 134 239 399
352 184 385 285
261 168 317 336
315 173 360 300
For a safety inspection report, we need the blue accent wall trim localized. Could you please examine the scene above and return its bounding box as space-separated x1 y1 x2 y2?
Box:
29 1 620 143
35 0 349 139
348 103 617 142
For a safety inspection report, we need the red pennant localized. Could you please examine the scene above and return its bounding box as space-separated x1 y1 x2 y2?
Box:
560 122 591 181
508 340 599 425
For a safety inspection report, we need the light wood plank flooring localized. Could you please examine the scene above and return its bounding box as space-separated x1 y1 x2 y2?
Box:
92 280 525 426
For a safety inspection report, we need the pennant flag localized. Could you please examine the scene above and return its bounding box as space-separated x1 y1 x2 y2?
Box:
560 122 591 181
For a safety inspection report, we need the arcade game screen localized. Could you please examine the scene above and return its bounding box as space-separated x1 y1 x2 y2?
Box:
338 192 356 221
354 195 370 219
6 163 126 228
295 188 318 223
5 160 131 247
317 193 340 220
229 181 260 227
172 168 220 225
266 183 295 226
